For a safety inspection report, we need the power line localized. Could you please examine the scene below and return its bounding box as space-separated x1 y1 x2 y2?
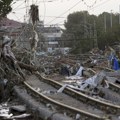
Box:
10 0 114 28
12 11 25 15
10 12 24 21
35 0 38 4
44 0 108 25
89 0 112 11
11 1 17 6
82 0 98 8
12 6 27 11
45 19 65 26
37 0 58 4
40 15 65 18
12 0 26 11
52 0 113 28
24 0 29 23
45 0 82 25
11 0 56 11
43 0 46 23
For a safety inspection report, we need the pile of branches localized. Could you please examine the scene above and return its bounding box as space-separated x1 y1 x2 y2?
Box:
0 36 38 84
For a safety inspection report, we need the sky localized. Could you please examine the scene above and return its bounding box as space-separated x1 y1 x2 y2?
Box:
8 0 120 27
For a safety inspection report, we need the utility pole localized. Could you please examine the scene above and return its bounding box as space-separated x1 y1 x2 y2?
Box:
84 12 87 38
119 5 120 24
110 10 113 28
89 25 92 38
29 4 39 64
104 13 106 32
93 21 98 48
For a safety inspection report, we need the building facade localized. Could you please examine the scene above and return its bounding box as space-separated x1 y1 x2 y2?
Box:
40 26 62 53
0 18 63 52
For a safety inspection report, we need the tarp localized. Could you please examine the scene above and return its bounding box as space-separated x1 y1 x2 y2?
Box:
75 66 84 76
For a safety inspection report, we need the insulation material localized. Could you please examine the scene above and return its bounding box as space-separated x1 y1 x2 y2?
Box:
57 84 67 93
75 66 84 76
2 36 16 61
78 72 109 90
59 72 109 92
65 76 83 80
0 103 13 119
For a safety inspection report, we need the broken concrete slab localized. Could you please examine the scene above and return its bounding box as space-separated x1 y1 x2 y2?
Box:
10 105 26 113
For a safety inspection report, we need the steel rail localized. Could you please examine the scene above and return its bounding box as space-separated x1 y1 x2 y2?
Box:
23 81 106 120
107 81 120 93
36 73 120 114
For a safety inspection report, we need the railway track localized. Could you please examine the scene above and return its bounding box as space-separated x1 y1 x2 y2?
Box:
108 82 120 93
34 73 120 115
23 74 111 120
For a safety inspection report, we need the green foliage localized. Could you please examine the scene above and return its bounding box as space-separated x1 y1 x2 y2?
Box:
0 0 13 18
63 11 96 53
62 11 120 53
97 12 120 49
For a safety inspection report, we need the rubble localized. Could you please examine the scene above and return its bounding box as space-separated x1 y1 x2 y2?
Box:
10 113 31 119
10 105 26 113
0 103 12 119
1 31 120 119
0 103 30 119
75 113 81 120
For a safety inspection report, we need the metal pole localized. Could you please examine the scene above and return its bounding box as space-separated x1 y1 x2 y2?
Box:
104 13 106 32
93 21 98 48
110 10 112 28
84 12 87 38
119 5 120 24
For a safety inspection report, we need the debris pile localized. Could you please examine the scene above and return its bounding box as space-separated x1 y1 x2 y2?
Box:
0 32 120 117
0 103 31 119
0 36 39 82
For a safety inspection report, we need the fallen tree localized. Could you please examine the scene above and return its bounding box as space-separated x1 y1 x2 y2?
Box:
0 36 38 83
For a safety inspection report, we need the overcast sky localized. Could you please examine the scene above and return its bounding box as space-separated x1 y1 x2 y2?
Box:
8 0 120 26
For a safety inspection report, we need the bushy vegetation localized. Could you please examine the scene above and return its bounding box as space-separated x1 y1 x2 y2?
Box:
62 11 120 53
0 0 13 18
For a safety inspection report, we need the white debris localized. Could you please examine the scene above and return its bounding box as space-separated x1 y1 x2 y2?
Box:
3 36 11 44
0 103 31 119
78 71 108 90
34 87 41 92
76 66 84 77
64 112 67 116
0 109 9 114
3 79 8 85
63 71 109 92
0 104 13 119
42 90 50 94
65 75 83 80
11 113 31 119
46 104 55 110
76 113 81 120
57 84 67 93
0 113 13 118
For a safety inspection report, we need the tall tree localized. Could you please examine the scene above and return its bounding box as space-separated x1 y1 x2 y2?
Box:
62 11 96 53
96 12 120 49
63 11 120 53
0 0 13 19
